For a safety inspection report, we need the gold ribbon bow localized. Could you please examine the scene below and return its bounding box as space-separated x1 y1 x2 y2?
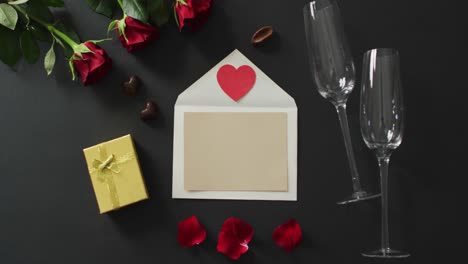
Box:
89 145 134 210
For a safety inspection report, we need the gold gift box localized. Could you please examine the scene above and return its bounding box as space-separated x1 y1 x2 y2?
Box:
83 135 148 214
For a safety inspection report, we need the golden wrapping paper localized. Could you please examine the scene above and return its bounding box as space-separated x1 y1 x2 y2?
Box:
83 135 148 214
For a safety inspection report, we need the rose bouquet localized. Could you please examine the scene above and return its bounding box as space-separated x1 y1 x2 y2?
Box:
86 0 214 52
1 0 215 85
0 0 112 85
87 0 168 52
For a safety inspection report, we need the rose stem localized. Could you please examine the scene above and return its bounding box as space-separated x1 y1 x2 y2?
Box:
12 5 79 50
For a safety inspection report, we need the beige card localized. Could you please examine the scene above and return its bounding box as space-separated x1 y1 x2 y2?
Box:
184 112 288 191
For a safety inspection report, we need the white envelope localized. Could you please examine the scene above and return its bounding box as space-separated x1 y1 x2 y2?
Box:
172 49 298 200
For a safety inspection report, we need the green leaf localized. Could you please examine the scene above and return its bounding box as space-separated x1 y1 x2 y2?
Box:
44 40 55 75
0 25 22 67
0 3 18 30
87 38 111 44
86 0 115 18
177 0 187 6
23 0 53 23
68 57 76 80
117 17 127 41
8 0 30 5
122 0 148 23
148 0 168 27
74 43 92 54
28 21 50 41
20 30 40 64
107 19 118 34
173 4 179 28
40 0 64 7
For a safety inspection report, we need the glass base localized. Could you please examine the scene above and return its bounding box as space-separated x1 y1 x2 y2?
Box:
362 248 410 258
336 191 381 205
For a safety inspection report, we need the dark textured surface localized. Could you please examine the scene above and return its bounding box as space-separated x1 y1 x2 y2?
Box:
0 0 464 263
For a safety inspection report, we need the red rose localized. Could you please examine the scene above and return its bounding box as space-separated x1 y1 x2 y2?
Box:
72 42 112 86
272 219 303 253
216 217 253 260
117 16 159 52
175 0 213 32
177 216 207 247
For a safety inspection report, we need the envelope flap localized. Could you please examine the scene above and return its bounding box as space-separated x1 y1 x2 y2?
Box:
176 50 297 108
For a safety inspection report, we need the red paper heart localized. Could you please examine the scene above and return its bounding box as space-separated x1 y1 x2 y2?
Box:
216 64 256 101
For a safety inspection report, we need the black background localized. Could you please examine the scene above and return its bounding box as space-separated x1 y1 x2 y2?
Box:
0 0 465 263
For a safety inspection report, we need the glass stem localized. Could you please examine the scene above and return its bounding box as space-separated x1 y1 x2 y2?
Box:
377 155 391 251
335 103 363 194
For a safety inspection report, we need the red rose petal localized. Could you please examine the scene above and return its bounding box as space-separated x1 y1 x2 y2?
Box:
72 42 112 86
177 216 206 247
118 17 159 52
175 0 213 32
217 217 254 260
272 219 302 253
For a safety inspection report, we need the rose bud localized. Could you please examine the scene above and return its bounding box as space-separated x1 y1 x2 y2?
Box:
116 16 160 52
71 42 112 86
175 0 213 32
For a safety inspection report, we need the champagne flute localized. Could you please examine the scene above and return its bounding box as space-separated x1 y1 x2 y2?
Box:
360 48 410 258
303 0 380 204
